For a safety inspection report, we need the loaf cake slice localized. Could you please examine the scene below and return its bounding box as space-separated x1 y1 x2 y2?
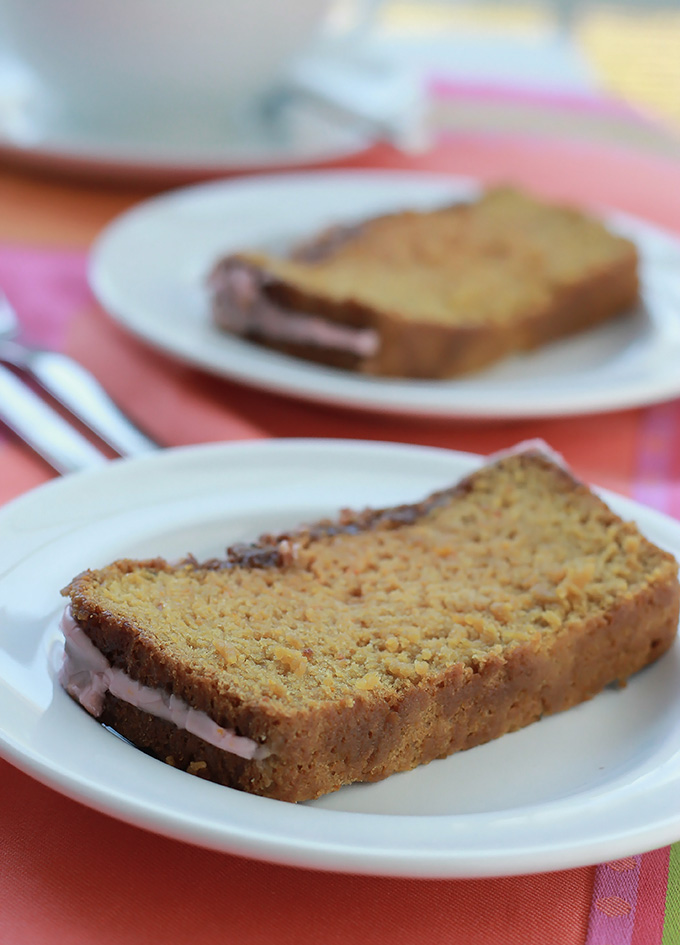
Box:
60 450 678 802
208 187 639 378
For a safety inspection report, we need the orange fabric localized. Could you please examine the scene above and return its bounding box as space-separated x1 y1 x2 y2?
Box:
0 441 54 504
65 305 267 448
1 132 680 944
1 763 592 945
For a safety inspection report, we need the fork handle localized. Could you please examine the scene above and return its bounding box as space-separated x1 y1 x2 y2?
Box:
18 349 158 457
0 364 108 474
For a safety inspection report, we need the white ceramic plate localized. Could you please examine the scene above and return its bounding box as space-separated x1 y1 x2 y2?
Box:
90 169 680 418
1 439 680 877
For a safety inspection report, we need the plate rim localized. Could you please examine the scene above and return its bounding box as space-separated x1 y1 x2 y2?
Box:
0 64 373 180
88 168 680 419
1 437 680 878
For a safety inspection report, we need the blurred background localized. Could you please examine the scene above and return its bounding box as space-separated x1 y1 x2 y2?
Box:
1 0 679 177
328 0 680 157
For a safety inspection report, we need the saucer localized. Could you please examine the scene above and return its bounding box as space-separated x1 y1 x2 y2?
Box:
0 56 373 183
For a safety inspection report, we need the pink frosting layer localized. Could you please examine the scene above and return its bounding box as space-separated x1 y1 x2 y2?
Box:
59 610 268 761
211 261 380 358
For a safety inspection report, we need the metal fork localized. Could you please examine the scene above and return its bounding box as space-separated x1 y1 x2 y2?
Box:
0 290 157 473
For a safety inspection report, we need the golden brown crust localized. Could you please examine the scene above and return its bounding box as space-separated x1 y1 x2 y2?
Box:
253 251 638 379
98 570 678 802
62 452 679 802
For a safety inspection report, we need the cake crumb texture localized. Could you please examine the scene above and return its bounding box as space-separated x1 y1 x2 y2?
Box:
64 452 679 801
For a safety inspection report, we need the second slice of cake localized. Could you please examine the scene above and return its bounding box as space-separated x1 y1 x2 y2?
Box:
209 187 639 378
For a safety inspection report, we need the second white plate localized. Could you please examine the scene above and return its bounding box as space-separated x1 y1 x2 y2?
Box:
90 170 680 418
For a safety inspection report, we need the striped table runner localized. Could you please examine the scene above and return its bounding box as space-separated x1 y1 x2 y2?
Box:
586 845 680 944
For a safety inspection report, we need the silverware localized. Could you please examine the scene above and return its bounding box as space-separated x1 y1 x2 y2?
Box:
0 363 108 474
0 290 157 459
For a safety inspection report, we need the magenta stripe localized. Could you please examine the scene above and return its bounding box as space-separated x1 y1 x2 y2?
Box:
670 485 680 524
428 77 655 123
586 857 642 945
631 847 670 945
633 403 679 516
0 244 90 351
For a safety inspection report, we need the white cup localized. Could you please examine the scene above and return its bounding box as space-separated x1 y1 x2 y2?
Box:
0 0 336 132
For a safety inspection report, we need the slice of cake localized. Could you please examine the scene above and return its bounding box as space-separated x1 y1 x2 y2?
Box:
60 450 678 802
208 187 639 378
